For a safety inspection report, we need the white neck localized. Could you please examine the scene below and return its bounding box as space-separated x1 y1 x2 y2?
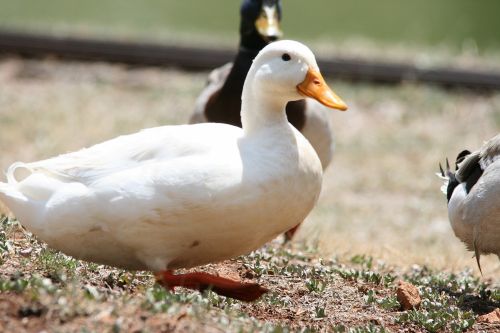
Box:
240 78 289 136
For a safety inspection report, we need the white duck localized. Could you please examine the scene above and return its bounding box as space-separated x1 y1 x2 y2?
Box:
0 40 347 301
439 134 500 272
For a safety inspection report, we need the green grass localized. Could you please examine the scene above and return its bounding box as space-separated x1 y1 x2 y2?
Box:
333 325 389 333
1 0 500 53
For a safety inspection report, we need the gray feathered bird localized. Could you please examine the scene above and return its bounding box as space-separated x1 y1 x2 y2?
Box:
439 134 500 272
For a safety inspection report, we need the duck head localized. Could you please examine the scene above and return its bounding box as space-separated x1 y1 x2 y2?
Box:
240 0 283 50
242 40 347 131
245 40 347 110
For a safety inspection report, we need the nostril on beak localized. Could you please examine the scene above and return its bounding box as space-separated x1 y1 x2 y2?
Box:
313 79 321 85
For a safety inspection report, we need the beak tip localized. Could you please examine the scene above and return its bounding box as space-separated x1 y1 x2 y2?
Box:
326 92 348 111
297 69 348 112
331 104 348 111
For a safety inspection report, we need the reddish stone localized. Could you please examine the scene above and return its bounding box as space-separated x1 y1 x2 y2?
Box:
477 308 500 323
396 281 421 310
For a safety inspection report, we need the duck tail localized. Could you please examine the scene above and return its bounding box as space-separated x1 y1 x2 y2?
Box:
0 181 25 201
0 163 32 208
0 182 27 212
6 162 33 185
437 160 451 194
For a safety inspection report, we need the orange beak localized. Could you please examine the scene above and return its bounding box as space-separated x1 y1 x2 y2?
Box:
296 69 348 111
255 6 283 41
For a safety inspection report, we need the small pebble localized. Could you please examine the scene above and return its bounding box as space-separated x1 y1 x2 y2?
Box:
477 308 500 323
19 248 32 257
396 281 421 310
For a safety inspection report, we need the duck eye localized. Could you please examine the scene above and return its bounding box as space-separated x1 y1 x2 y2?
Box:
281 53 291 62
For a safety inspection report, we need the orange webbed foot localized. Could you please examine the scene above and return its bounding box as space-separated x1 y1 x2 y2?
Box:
155 270 268 302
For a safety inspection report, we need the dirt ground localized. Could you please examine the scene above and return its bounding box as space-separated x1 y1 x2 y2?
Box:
0 219 498 332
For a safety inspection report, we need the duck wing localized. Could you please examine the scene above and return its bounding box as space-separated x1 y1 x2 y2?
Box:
455 150 482 194
7 123 240 186
455 134 500 193
479 134 500 169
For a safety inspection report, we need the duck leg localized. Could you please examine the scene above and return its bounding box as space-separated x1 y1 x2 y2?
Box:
155 270 268 302
284 223 301 242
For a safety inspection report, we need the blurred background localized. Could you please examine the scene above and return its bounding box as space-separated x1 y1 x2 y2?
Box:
1 0 500 66
0 1 499 276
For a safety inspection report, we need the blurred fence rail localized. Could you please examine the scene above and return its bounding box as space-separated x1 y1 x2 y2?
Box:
1 29 500 90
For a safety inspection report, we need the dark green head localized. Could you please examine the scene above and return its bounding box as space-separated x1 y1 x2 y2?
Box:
240 0 282 50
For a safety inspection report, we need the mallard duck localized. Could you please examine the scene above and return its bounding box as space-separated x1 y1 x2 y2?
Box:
190 0 335 171
0 40 347 301
439 134 500 272
190 0 281 125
